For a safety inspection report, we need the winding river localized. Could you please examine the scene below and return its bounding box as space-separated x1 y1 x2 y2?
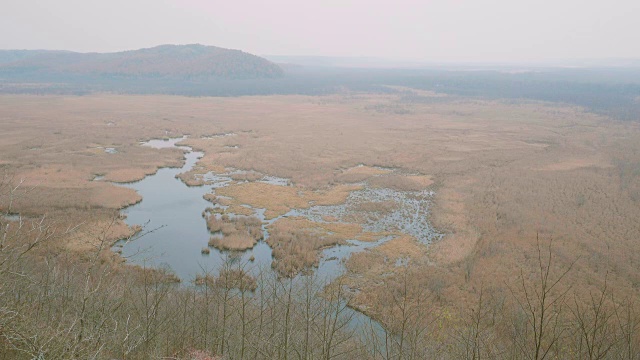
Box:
112 136 440 338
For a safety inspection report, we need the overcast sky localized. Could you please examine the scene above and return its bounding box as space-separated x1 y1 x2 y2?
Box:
1 0 638 62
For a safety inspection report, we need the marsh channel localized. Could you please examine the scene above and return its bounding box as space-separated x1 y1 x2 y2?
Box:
111 136 442 338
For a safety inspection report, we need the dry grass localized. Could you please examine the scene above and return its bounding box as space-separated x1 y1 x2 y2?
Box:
340 239 452 318
265 217 385 276
203 194 233 207
341 235 426 288
229 170 263 182
334 165 391 183
368 174 433 191
214 182 361 219
266 217 347 276
406 174 434 187
208 234 255 251
175 172 207 187
205 214 262 251
65 216 137 253
216 183 306 218
177 156 227 186
206 214 262 237
344 165 391 176
3 93 640 326
224 204 255 216
176 158 230 186
376 235 426 260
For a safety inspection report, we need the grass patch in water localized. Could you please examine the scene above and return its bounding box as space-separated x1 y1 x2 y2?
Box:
206 214 263 251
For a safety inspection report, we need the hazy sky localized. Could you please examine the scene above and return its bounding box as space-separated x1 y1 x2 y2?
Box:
1 0 638 62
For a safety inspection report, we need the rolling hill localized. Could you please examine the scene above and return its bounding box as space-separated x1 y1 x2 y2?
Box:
0 44 283 79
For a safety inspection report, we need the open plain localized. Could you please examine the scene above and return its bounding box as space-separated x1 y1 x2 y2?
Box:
2 92 640 357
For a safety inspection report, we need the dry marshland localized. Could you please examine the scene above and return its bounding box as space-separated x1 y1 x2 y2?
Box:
1 93 640 327
214 182 362 219
265 216 383 276
368 174 434 191
208 234 255 251
205 214 262 250
334 164 391 183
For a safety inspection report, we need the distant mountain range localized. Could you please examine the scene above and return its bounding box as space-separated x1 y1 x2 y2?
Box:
0 44 283 79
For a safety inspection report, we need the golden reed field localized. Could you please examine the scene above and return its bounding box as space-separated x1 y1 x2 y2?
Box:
2 92 640 357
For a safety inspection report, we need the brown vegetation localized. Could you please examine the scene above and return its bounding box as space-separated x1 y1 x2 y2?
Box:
2 93 640 357
335 164 391 183
368 174 433 191
203 194 232 207
0 214 357 359
205 214 262 251
224 204 255 216
214 182 361 219
208 234 255 251
229 170 263 182
176 172 208 186
177 159 227 186
265 217 380 276
4 215 638 358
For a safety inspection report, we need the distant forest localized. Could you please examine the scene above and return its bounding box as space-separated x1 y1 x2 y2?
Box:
1 64 639 120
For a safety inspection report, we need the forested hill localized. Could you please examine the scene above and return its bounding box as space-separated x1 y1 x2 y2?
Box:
0 44 284 79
